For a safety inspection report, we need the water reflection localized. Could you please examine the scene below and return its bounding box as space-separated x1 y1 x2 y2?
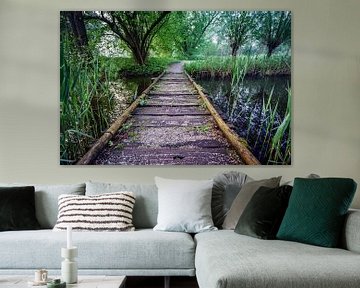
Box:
197 76 291 164
198 76 290 121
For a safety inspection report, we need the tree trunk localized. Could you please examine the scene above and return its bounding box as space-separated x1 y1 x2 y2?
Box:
67 12 89 53
132 48 147 65
267 45 275 57
231 43 239 57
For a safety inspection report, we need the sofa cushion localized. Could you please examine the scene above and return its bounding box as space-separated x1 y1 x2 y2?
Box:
277 178 357 247
0 183 86 229
212 171 252 228
0 229 195 271
222 177 281 229
86 182 158 229
0 186 40 231
53 192 136 232
195 230 360 288
342 209 360 253
234 185 292 239
153 177 216 233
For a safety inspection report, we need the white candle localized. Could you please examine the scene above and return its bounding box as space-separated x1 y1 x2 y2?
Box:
67 225 72 249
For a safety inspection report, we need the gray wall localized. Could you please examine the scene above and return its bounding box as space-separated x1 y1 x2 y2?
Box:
0 0 359 208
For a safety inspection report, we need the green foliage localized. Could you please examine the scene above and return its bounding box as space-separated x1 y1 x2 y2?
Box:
267 87 291 164
81 11 291 60
84 11 171 65
139 97 148 106
115 143 125 150
100 57 175 77
254 11 291 57
120 121 133 132
184 55 290 78
152 12 185 57
221 11 254 56
173 11 219 59
60 51 114 164
193 124 212 134
60 20 121 164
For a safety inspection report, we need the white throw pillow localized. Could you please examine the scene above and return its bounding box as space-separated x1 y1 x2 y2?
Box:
53 192 135 231
153 177 217 233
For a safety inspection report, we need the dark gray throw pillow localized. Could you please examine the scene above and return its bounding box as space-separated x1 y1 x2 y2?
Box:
235 185 293 239
212 171 252 228
0 186 41 231
223 176 281 230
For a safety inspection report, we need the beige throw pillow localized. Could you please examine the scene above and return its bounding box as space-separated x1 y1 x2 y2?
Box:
222 177 281 230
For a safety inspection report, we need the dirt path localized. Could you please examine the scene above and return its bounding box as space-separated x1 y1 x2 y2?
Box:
94 63 243 165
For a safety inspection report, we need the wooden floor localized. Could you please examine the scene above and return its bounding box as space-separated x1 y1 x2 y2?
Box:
94 63 242 165
126 276 199 288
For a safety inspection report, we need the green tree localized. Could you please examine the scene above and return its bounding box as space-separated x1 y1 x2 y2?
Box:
84 11 171 65
255 11 291 57
151 12 185 58
176 11 219 59
222 11 254 57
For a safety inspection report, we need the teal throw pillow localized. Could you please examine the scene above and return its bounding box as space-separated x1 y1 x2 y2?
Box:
277 178 357 247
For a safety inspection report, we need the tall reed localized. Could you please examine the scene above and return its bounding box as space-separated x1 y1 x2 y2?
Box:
267 87 291 164
60 38 114 164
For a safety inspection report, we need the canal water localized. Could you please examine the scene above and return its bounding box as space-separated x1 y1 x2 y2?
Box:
196 76 291 164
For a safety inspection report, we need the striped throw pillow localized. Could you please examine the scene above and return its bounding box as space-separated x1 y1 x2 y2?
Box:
53 192 136 231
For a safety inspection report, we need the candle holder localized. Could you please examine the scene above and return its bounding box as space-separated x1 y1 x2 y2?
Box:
61 247 78 284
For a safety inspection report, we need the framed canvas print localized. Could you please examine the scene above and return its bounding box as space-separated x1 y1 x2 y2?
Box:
60 11 291 166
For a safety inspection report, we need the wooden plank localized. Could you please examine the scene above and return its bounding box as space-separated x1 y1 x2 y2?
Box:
131 115 213 127
94 147 242 165
133 106 210 116
121 147 228 155
148 95 199 101
146 99 199 106
161 76 187 79
119 139 226 148
152 90 194 94
148 91 197 99
160 79 188 82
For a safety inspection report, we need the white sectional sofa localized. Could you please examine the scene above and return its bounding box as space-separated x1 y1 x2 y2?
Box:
0 179 359 288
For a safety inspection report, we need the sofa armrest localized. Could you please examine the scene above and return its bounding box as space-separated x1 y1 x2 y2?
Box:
342 209 360 253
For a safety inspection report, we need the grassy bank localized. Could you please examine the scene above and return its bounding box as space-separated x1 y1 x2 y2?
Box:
101 57 176 78
184 55 290 78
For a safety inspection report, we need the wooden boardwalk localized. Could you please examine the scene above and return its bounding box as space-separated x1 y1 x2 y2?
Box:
79 63 259 165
